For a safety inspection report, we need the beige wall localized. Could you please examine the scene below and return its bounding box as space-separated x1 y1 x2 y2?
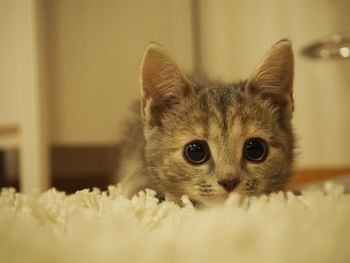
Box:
0 0 29 127
43 0 194 145
196 0 350 168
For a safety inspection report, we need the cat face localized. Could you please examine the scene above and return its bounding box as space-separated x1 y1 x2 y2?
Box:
141 41 295 206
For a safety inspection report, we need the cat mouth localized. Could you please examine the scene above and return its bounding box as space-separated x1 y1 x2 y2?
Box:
189 198 203 208
190 193 230 208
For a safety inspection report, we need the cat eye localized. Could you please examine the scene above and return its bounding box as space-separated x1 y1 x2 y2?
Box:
183 140 209 165
243 138 268 162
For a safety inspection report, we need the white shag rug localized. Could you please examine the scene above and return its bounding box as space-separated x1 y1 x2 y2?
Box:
1 183 350 263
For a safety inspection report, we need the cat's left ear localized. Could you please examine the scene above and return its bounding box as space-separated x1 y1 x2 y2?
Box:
246 39 294 115
140 43 192 126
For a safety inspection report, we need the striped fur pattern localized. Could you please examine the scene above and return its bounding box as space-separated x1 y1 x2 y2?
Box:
118 40 295 207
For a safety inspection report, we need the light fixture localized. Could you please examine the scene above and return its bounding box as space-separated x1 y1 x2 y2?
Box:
301 32 350 60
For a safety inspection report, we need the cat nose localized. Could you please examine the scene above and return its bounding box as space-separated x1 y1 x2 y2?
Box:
217 178 240 193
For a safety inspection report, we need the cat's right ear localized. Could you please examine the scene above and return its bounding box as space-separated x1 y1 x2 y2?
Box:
140 43 191 126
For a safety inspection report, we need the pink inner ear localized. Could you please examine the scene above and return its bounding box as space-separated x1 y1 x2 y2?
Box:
250 40 293 92
140 44 191 125
246 40 294 114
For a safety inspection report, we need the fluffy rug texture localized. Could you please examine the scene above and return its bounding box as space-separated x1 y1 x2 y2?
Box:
1 183 349 263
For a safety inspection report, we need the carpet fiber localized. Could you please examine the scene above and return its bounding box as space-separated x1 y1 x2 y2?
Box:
1 183 349 263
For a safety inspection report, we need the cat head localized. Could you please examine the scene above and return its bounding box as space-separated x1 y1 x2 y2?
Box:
140 40 295 206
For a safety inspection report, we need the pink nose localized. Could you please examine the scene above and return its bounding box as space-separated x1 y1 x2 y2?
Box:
217 178 240 192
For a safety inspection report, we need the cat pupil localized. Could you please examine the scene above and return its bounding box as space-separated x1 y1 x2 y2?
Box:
184 141 208 164
244 138 267 162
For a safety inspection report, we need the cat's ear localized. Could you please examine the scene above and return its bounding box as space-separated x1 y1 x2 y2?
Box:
140 43 191 126
246 39 294 115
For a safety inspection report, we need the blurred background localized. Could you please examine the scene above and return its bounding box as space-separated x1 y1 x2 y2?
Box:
0 0 349 193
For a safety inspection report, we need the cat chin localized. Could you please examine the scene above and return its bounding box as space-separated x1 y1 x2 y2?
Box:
192 193 230 207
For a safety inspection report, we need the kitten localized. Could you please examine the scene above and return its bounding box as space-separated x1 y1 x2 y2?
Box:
117 40 295 207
